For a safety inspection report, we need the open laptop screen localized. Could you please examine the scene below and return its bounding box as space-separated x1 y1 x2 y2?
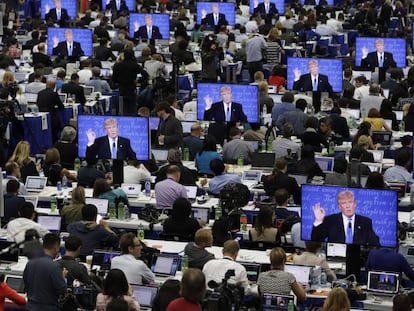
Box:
192 207 209 223
284 264 312 286
151 254 180 276
315 156 334 172
5 275 24 293
85 198 109 215
184 186 197 200
367 271 400 295
131 285 158 308
37 215 61 232
262 293 294 311
372 131 392 145
239 262 261 283
92 250 120 271
25 176 47 191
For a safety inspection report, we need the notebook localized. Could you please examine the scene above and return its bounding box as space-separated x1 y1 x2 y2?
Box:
242 170 262 181
284 264 312 286
152 149 168 162
4 275 24 293
192 207 209 223
315 156 334 172
251 152 276 169
150 253 180 277
184 186 198 200
367 271 400 295
239 262 261 283
92 249 121 271
131 285 158 309
85 198 109 215
37 215 61 233
25 176 47 192
121 183 142 198
262 292 294 311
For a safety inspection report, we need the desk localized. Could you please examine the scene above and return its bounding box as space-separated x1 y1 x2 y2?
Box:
21 113 52 154
57 104 80 127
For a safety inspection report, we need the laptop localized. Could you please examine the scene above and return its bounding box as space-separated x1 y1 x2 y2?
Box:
367 270 400 296
150 253 180 277
372 131 392 147
100 68 110 77
37 215 62 234
91 249 121 271
386 182 407 198
19 195 38 208
239 262 261 283
262 293 294 311
315 156 334 172
25 93 38 104
184 186 197 201
85 198 109 215
326 243 347 260
184 112 197 121
251 152 276 169
4 275 24 293
14 72 26 82
0 241 19 263
25 176 47 192
284 264 312 286
395 110 404 121
82 86 94 97
341 108 360 119
121 183 142 198
152 149 168 162
242 170 262 181
192 207 209 223
370 150 384 163
289 174 307 186
131 285 158 309
182 121 195 134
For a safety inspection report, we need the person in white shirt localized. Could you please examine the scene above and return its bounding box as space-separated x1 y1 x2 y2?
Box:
77 59 93 84
2 161 27 195
123 160 151 184
7 202 49 243
183 90 197 113
202 240 250 292
167 95 185 121
111 233 155 285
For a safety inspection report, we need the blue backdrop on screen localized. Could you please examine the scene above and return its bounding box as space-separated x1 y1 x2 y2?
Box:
41 0 76 19
299 0 334 4
355 38 406 68
287 58 343 92
197 83 259 122
47 28 93 56
249 0 285 14
301 185 398 247
128 14 170 40
77 116 150 160
196 2 236 26
102 0 135 11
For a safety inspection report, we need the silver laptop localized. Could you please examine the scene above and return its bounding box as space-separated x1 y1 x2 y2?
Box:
83 86 94 98
121 183 142 198
151 253 180 277
184 186 197 201
18 195 39 208
284 264 312 286
4 275 24 293
242 170 262 181
14 72 26 82
85 198 109 215
37 215 62 233
25 176 47 192
367 270 400 296
131 285 158 309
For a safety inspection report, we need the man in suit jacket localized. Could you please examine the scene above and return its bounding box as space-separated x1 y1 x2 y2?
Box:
86 118 137 160
106 0 129 12
45 0 69 26
311 190 380 246
304 0 328 5
360 39 396 70
254 0 278 16
292 59 333 93
133 15 163 40
201 3 228 29
52 29 84 59
203 86 248 122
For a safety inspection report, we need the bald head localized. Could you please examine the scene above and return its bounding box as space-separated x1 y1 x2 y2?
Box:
190 124 203 138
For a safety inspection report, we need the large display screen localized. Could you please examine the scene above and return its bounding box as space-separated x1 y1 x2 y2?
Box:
41 0 76 20
129 13 170 40
47 28 93 57
301 185 398 247
102 0 135 11
196 2 236 27
249 0 285 14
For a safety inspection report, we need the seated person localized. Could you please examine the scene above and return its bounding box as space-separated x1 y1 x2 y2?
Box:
184 228 215 270
61 186 85 226
123 160 151 184
67 204 118 257
324 158 348 187
249 205 280 244
155 165 187 209
301 116 327 153
292 146 325 182
93 178 128 206
293 241 337 282
272 123 301 158
348 147 371 176
322 288 351 311
163 198 202 240
274 188 299 220
223 127 254 164
7 202 49 243
53 126 78 170
3 180 25 223
357 135 375 163
195 135 222 176
208 159 241 195
384 149 413 184
77 158 105 188
257 247 306 302
156 149 197 186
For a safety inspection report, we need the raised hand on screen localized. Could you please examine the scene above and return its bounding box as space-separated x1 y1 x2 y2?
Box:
45 4 50 13
134 21 140 32
293 67 301 81
106 0 111 5
361 46 369 59
86 128 96 145
254 0 259 7
53 36 59 47
313 203 326 223
204 95 213 110
201 9 207 19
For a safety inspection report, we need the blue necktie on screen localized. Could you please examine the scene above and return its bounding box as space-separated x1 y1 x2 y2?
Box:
68 44 72 56
57 9 61 20
148 27 152 39
265 4 269 14
225 105 230 121
346 218 353 244
313 77 318 91
214 15 218 25
111 140 117 158
379 55 383 67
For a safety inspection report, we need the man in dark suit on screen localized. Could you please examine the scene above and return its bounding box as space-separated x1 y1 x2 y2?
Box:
45 0 69 26
360 39 396 71
203 86 248 122
52 29 84 59
201 3 228 29
292 59 333 93
133 15 163 40
304 0 328 5
86 118 137 160
311 191 380 246
254 0 278 16
105 0 129 12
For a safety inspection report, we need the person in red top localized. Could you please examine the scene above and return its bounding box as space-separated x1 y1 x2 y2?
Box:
268 65 287 92
166 269 205 311
0 277 26 310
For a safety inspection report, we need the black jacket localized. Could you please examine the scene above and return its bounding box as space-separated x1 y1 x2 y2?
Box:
263 172 301 204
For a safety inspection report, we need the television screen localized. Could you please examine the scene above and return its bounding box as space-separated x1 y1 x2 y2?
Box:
196 2 236 27
301 185 398 247
300 0 333 5
47 28 93 57
197 83 259 123
41 0 76 20
249 0 285 15
355 38 406 69
129 13 170 40
78 115 150 160
102 0 135 12
287 57 343 93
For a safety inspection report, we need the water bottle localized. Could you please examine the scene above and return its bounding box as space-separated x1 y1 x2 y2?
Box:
328 139 335 155
62 175 68 189
320 272 327 287
287 301 295 311
137 223 145 240
183 147 190 161
74 157 81 172
109 202 116 219
145 180 151 197
261 140 266 152
253 192 259 204
262 104 267 115
223 139 227 145
400 120 405 132
410 184 414 206
215 206 222 220
237 153 244 166
124 204 130 219
181 254 188 273
118 202 125 220
240 213 247 232
50 197 57 213
57 181 62 194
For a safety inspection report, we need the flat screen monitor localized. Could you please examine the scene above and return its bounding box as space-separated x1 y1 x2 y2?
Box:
47 28 93 57
129 14 170 40
301 185 398 247
371 131 392 146
355 38 406 69
78 116 150 160
197 83 259 123
249 0 285 15
326 242 347 258
102 0 135 11
367 271 400 295
262 293 294 311
41 0 76 20
196 2 236 28
300 0 333 4
287 58 343 93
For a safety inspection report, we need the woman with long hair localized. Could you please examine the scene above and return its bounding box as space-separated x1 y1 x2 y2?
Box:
61 186 86 226
364 108 391 131
93 178 128 205
322 287 350 311
43 147 76 186
249 205 280 243
8 141 39 182
152 279 180 311
352 121 378 150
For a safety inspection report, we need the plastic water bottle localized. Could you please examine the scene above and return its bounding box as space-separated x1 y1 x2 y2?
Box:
320 272 327 287
215 206 222 220
118 202 125 220
62 175 68 189
287 301 295 311
123 204 130 219
262 104 267 115
261 140 266 152
145 180 151 197
240 213 247 232
50 197 57 213
109 202 116 219
181 254 188 272
57 181 62 194
137 223 145 240
328 140 335 155
74 157 81 172
237 153 244 166
183 147 190 161
400 120 405 132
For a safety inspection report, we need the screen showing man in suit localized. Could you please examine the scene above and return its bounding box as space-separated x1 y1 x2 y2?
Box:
52 29 84 58
360 39 396 70
85 118 137 160
203 86 248 122
292 59 333 93
105 0 129 12
201 3 229 29
45 0 69 24
133 15 163 40
253 0 278 16
310 191 380 245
